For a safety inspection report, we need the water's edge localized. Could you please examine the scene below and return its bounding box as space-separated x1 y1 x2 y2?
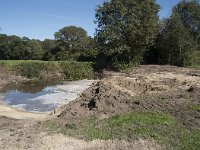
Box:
0 80 96 113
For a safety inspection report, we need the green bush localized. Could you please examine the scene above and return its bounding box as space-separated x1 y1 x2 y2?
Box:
0 60 94 80
16 62 59 79
59 61 94 80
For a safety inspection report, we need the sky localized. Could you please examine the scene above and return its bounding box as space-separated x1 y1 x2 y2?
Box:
0 0 180 40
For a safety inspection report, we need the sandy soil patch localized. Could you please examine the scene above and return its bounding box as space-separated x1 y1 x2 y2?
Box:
0 65 200 150
0 101 48 120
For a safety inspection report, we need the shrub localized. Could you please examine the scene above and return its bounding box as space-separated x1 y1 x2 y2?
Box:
59 61 94 80
16 62 59 79
1 60 94 80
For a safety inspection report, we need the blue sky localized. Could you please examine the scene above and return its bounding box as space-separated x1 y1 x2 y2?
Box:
0 0 180 40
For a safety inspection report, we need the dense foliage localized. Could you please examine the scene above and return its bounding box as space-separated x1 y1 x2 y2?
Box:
145 0 200 67
95 0 160 70
0 60 94 80
0 0 200 70
0 26 94 61
0 35 44 60
59 61 94 80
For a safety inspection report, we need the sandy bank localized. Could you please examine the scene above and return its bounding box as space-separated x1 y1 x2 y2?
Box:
0 72 48 120
0 101 48 120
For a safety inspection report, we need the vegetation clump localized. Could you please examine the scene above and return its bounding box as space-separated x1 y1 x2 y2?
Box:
0 60 94 80
42 111 200 150
1 1 200 70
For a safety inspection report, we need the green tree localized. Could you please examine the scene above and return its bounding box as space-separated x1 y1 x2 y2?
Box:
95 0 160 70
79 37 99 62
54 26 90 52
9 35 25 59
0 34 46 60
143 19 168 64
172 0 200 66
158 13 197 66
0 34 25 60
148 0 200 66
173 0 200 44
0 34 10 59
42 39 57 60
23 40 44 60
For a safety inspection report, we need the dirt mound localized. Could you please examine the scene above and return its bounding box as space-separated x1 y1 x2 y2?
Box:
103 65 200 95
55 65 200 125
1 65 199 150
55 81 134 119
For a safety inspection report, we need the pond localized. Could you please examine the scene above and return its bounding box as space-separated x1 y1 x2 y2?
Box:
0 80 95 113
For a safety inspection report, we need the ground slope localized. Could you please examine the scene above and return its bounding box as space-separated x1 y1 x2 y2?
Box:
0 65 200 150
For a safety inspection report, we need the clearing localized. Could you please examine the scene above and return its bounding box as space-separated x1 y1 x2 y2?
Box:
0 65 200 150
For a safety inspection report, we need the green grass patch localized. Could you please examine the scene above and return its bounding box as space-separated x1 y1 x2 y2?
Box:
65 123 77 130
109 112 176 127
178 129 200 150
188 103 200 111
0 60 49 69
42 111 200 149
42 120 60 132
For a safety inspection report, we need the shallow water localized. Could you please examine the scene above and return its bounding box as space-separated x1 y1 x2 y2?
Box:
0 80 95 113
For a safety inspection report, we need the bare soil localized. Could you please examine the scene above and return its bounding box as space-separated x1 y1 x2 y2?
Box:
55 65 200 127
0 65 200 150
0 72 27 89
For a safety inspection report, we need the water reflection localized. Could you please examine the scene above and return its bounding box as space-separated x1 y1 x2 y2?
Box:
0 80 95 113
0 80 63 94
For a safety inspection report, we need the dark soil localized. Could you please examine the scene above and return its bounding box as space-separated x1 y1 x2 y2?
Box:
53 65 200 129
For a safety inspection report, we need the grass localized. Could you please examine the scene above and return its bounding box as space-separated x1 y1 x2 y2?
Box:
0 60 53 68
43 121 60 132
0 60 48 64
188 103 200 111
178 129 200 150
42 111 200 149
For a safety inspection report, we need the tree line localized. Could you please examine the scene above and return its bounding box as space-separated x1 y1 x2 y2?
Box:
0 0 200 70
0 26 95 61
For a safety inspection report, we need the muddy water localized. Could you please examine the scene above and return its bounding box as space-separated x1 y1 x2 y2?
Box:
0 80 95 113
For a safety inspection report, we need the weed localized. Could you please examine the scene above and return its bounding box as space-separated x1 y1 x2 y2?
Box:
65 123 77 130
42 110 200 149
188 103 200 111
43 121 59 132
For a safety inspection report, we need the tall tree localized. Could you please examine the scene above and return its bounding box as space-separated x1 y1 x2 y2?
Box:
24 40 44 60
149 0 200 66
0 34 46 60
42 39 57 60
158 13 197 66
54 26 90 52
95 0 160 69
173 0 200 44
0 34 25 60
